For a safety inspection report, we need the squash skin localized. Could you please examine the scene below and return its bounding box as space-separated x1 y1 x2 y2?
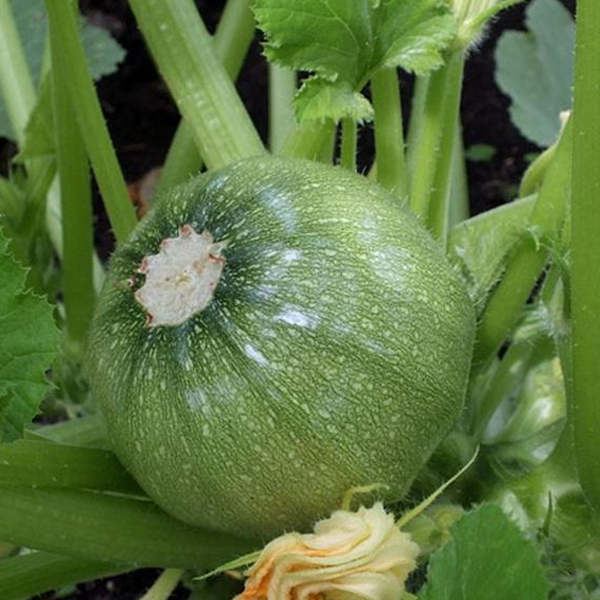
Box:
88 157 475 540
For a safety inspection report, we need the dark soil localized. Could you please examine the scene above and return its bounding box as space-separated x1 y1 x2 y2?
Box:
5 1 574 598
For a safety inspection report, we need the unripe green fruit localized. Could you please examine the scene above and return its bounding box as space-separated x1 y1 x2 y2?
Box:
88 157 475 540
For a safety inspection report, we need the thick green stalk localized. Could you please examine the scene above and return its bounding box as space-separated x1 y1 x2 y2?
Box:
406 75 429 177
281 121 335 160
141 569 185 600
0 0 36 146
0 552 128 600
571 0 600 511
474 119 573 366
129 0 264 170
409 51 464 232
154 125 200 195
340 118 357 171
29 414 108 448
0 440 142 494
448 123 470 227
0 486 257 568
426 52 466 244
50 25 94 346
471 342 534 440
318 125 337 164
44 0 137 244
0 0 56 244
156 0 256 194
520 144 557 198
371 68 407 198
269 65 296 153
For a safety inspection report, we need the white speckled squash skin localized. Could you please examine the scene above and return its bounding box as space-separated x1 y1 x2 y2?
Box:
88 157 475 540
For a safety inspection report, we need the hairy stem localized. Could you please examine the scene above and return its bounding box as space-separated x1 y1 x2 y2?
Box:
371 68 407 198
269 65 296 153
474 119 573 366
340 118 357 171
409 51 464 238
571 0 600 512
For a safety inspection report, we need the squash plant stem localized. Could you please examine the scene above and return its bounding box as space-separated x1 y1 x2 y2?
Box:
269 65 296 153
471 342 534 440
281 120 336 161
156 0 257 195
409 50 464 239
49 11 94 347
474 118 573 367
406 75 429 177
0 486 257 569
0 0 35 147
571 0 600 512
0 552 126 600
519 143 557 198
129 0 265 170
371 67 407 199
425 51 465 246
43 0 137 244
141 569 185 600
448 124 470 228
340 118 358 171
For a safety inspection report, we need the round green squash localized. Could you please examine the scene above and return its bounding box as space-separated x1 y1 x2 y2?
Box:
88 157 475 540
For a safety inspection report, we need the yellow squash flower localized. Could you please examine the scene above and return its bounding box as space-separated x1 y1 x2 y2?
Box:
235 503 419 600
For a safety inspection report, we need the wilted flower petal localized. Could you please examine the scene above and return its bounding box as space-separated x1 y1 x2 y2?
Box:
235 503 419 600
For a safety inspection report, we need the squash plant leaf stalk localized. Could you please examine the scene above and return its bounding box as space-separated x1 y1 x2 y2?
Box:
269 64 296 153
0 0 36 146
474 117 573 367
0 0 68 281
571 0 600 512
0 552 127 600
0 486 258 569
0 440 143 495
340 117 358 171
140 568 185 600
128 0 265 170
408 49 465 234
49 12 94 347
370 67 408 198
156 0 257 196
409 0 525 237
43 0 137 244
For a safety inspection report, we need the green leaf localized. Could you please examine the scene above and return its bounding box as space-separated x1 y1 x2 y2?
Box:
372 0 455 75
495 0 575 147
254 0 372 85
295 79 374 123
254 0 454 122
0 230 59 442
420 504 550 599
0 0 125 141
